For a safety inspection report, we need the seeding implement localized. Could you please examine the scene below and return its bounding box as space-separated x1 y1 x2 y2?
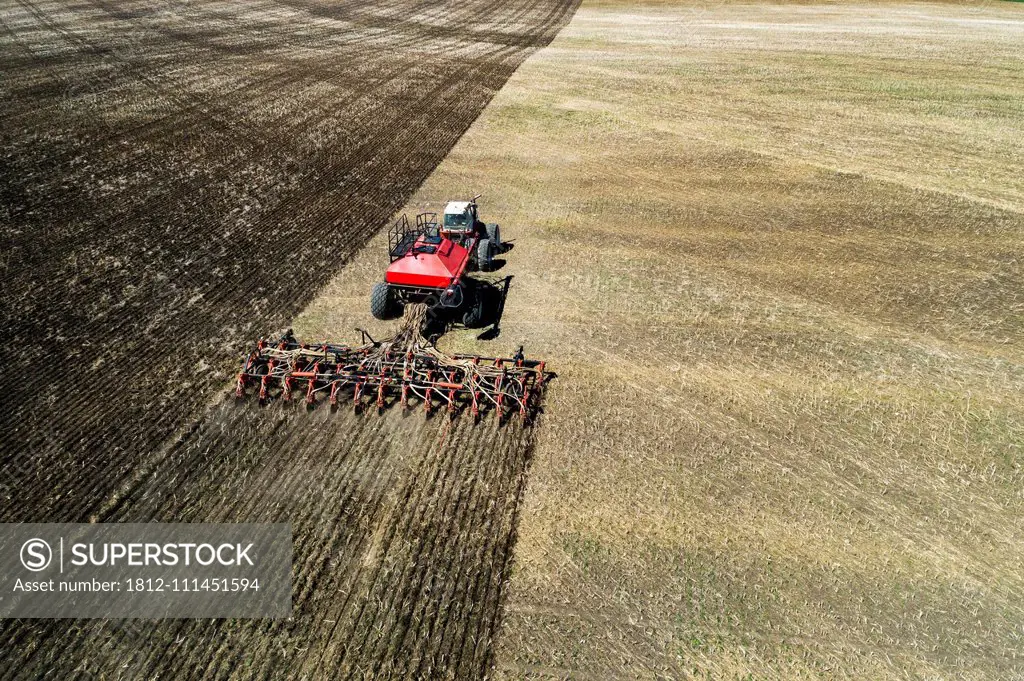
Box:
235 309 549 421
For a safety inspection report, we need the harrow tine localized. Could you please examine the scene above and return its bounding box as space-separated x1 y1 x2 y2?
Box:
402 351 412 410
495 370 504 415
519 373 534 417
447 371 457 415
306 362 319 405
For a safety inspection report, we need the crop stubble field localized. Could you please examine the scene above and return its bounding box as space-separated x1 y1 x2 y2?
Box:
0 0 577 678
299 1 1024 678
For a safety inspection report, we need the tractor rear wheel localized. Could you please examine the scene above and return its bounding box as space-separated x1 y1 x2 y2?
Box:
486 223 501 249
477 238 494 272
370 282 399 320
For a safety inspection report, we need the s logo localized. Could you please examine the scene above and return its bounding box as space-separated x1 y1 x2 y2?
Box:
20 538 52 572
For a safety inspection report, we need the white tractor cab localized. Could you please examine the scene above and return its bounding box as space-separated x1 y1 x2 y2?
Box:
440 195 502 271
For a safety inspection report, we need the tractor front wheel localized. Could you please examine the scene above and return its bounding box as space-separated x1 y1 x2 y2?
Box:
370 282 400 320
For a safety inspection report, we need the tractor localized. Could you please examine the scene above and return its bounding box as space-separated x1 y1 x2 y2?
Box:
233 196 553 420
370 195 502 327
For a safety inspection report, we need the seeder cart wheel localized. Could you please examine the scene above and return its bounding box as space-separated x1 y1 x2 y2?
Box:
462 299 484 328
370 282 400 320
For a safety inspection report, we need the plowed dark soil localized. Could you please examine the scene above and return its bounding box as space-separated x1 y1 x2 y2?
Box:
0 0 576 677
0 0 576 520
2 404 538 678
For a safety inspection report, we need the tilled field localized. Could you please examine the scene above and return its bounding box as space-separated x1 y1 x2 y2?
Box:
0 0 577 521
0 0 576 677
2 403 537 678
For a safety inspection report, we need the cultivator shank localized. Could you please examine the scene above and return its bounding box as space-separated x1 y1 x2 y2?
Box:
235 318 549 421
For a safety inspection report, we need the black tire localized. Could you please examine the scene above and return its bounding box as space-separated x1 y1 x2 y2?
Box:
486 223 500 248
370 282 397 320
462 300 483 327
477 238 494 272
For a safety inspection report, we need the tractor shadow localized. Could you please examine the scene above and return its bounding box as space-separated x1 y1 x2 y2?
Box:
487 241 514 273
474 275 512 341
